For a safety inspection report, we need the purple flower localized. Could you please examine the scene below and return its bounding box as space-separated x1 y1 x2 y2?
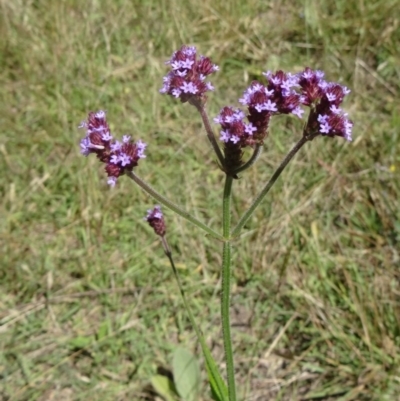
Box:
297 68 327 105
297 68 353 141
317 109 353 141
263 70 302 116
214 106 262 173
217 67 352 145
107 176 117 187
119 153 132 167
233 71 305 147
79 110 147 185
79 110 110 157
145 206 166 237
160 45 219 103
215 107 253 146
136 140 147 158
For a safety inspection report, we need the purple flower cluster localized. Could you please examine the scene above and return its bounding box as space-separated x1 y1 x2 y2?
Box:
214 107 258 148
160 45 219 103
298 68 353 141
214 68 353 151
242 71 304 118
145 205 166 237
79 110 146 186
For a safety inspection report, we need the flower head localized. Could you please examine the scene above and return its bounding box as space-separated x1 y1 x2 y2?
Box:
297 68 327 106
79 110 147 186
234 71 304 146
215 107 257 147
297 68 353 141
145 205 166 237
213 107 259 173
217 67 353 149
160 45 219 104
263 70 303 117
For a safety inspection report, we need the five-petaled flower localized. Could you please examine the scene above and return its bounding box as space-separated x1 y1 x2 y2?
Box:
79 110 147 186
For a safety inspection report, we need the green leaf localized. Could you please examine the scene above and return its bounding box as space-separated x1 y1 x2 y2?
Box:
167 255 228 400
172 347 201 401
96 320 110 341
202 348 229 401
68 335 92 349
150 374 178 401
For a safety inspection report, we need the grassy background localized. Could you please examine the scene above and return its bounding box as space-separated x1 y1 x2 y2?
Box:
1 0 399 400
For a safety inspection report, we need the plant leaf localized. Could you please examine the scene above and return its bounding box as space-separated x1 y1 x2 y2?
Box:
172 347 201 401
150 374 178 401
202 347 229 401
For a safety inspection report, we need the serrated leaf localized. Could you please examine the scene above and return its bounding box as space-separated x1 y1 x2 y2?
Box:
150 374 178 401
172 347 201 401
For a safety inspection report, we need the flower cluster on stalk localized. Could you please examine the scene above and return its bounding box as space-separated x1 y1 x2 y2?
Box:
160 45 219 104
213 67 353 171
217 72 304 145
145 205 166 237
79 110 146 186
79 47 353 188
298 68 353 141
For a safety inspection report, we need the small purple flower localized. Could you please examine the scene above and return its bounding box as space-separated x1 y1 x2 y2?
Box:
119 153 131 167
79 110 147 185
111 141 122 151
292 106 305 119
136 140 147 158
160 45 219 103
145 205 166 237
107 176 117 187
181 81 198 94
110 154 120 164
244 123 257 135
80 137 91 156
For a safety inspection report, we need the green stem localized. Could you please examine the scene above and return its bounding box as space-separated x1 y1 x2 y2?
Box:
231 136 309 237
127 171 223 241
191 100 225 168
161 236 228 400
221 175 236 401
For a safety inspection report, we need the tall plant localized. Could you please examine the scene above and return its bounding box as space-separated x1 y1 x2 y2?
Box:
78 45 353 400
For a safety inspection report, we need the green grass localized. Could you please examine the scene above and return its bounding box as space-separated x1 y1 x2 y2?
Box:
1 0 399 400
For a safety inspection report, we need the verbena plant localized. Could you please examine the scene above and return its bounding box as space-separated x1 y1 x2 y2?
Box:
78 45 353 401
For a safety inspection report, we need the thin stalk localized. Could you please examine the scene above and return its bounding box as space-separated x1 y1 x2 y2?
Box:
191 101 225 168
231 136 309 237
233 144 263 175
127 171 223 241
221 175 236 401
161 236 228 400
